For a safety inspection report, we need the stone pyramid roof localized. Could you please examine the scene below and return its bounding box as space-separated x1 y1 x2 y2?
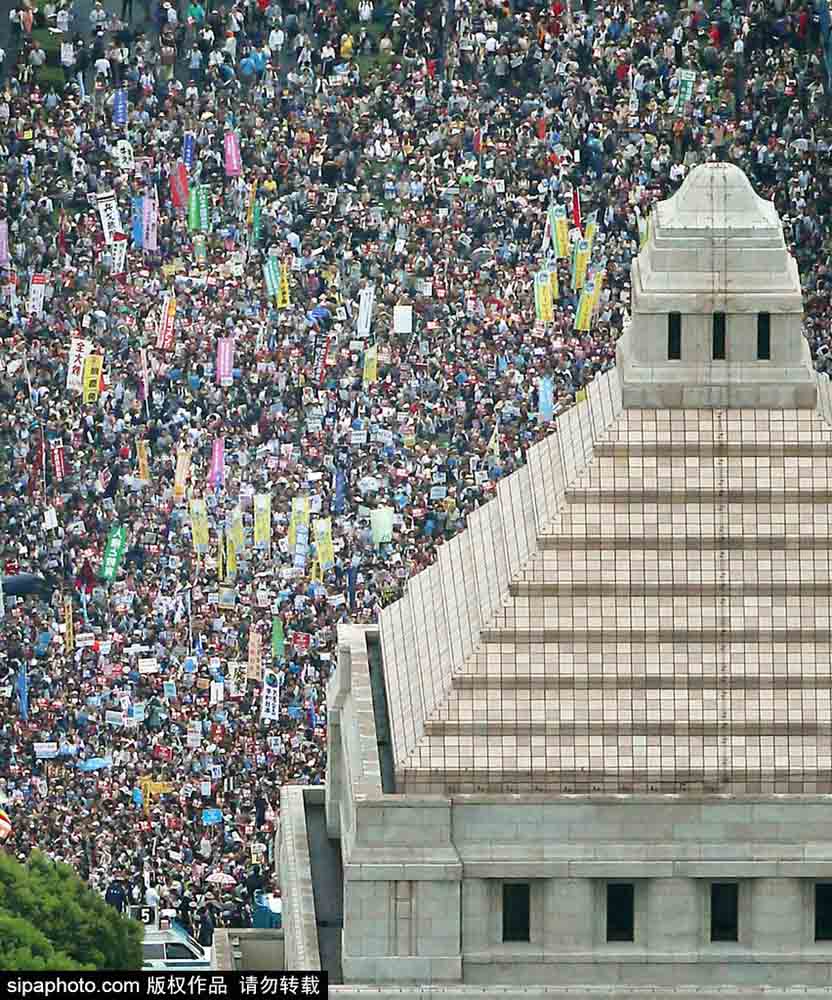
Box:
379 378 832 795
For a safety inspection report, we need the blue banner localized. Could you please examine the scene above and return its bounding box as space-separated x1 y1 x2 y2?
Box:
183 132 195 171
333 468 346 514
113 89 128 127
202 808 223 825
538 376 555 424
131 196 144 248
16 663 28 722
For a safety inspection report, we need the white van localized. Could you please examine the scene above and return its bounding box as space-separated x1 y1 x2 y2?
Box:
134 909 213 971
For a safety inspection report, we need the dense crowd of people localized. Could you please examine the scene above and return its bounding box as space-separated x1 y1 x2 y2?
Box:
0 0 830 947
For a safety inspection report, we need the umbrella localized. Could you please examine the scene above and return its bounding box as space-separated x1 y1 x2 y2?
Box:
206 871 237 886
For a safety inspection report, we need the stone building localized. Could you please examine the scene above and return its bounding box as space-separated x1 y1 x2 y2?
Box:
278 163 832 999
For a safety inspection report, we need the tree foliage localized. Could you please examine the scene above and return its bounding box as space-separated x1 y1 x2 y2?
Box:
0 851 143 970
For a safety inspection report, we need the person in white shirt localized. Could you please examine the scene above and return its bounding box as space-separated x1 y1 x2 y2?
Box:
89 0 107 30
94 55 111 78
358 0 372 22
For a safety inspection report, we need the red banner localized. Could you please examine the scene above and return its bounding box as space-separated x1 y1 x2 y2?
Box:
169 161 189 210
51 441 66 481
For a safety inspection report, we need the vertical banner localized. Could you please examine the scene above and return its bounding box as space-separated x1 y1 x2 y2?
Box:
246 181 258 228
112 232 128 276
169 161 189 211
253 494 271 552
82 355 104 404
572 238 590 292
534 270 554 323
584 210 598 253
198 186 210 232
131 196 144 248
173 446 191 503
277 261 291 309
263 257 280 298
67 338 92 393
314 518 335 571
356 284 375 336
97 191 123 245
187 188 200 232
271 617 284 661
538 376 555 424
143 189 158 252
51 441 66 482
229 507 245 556
224 132 242 177
312 335 332 387
156 292 177 351
0 219 9 267
207 438 225 489
549 265 559 302
189 497 210 553
216 338 234 386
182 132 196 171
554 205 569 259
574 280 596 332
28 273 47 318
99 524 127 581
112 88 128 126
362 344 378 385
260 667 281 721
64 595 74 653
247 628 262 682
371 507 394 545
136 439 150 482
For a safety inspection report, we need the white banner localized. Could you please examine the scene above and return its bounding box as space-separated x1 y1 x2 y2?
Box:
29 274 46 318
260 667 282 721
97 191 123 245
115 139 134 172
112 233 128 276
356 284 375 337
67 337 93 393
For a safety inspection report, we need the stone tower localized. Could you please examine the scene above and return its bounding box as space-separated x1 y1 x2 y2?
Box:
616 162 815 409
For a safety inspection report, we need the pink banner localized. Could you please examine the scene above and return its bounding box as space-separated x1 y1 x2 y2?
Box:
216 337 234 386
207 437 225 489
0 219 8 268
143 191 158 252
224 132 242 177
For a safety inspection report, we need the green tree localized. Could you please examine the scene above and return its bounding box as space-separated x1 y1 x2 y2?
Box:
0 851 143 970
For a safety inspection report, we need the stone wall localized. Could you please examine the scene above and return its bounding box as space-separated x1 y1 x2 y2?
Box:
278 786 321 972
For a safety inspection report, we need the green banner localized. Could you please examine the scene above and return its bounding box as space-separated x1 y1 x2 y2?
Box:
252 202 261 243
263 257 280 298
272 617 284 661
188 188 199 232
198 186 210 232
99 524 128 582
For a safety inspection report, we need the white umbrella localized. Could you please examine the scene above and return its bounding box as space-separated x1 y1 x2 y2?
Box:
206 871 237 886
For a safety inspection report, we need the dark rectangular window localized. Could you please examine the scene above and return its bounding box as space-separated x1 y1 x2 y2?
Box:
668 312 682 360
757 313 771 360
815 884 832 941
710 882 738 942
502 882 530 942
712 313 727 360
606 882 635 942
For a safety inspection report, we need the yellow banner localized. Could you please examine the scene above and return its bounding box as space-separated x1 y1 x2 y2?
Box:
534 271 554 323
585 216 598 255
189 497 210 550
254 493 271 550
173 447 191 503
574 280 595 332
314 517 335 570
363 344 378 385
591 270 606 313
549 266 559 302
247 180 258 228
572 239 590 291
277 262 291 309
554 206 569 259
136 439 150 482
82 355 103 404
229 507 245 555
64 595 74 653
226 528 237 577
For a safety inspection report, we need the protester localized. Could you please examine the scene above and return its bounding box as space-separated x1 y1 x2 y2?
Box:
0 0 830 940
